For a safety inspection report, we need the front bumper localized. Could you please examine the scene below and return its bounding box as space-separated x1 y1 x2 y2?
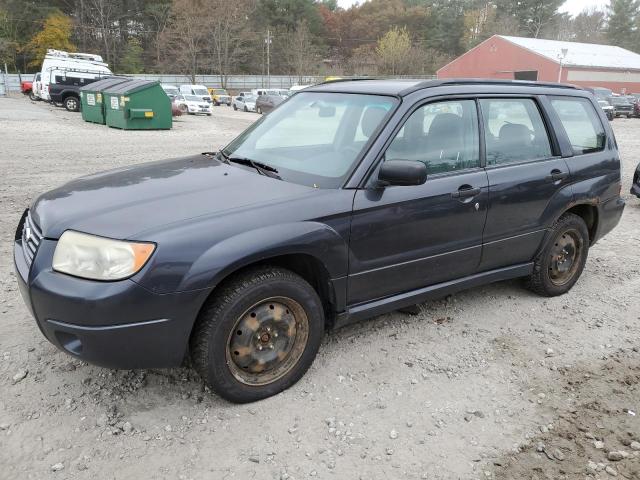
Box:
14 237 209 369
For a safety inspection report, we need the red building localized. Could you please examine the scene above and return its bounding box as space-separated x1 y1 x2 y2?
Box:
437 35 640 95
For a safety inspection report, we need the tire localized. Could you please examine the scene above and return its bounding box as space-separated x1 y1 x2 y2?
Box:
29 92 38 101
233 104 237 111
526 213 589 297
257 107 262 114
207 113 212 116
64 96 80 112
243 106 248 112
190 266 325 403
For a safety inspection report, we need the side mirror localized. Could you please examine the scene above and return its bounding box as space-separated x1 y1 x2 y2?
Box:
377 160 427 187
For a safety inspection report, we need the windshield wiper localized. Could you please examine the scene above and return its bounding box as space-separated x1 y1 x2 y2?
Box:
228 156 281 180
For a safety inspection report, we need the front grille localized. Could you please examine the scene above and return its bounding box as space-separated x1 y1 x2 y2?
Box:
21 211 43 267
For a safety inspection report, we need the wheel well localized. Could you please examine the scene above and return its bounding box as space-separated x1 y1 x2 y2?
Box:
62 92 79 101
207 254 336 326
566 204 598 244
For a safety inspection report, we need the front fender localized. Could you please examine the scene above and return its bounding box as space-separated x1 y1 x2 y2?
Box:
176 221 349 292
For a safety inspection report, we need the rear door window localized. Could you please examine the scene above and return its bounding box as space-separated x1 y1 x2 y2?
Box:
549 97 606 155
480 98 553 166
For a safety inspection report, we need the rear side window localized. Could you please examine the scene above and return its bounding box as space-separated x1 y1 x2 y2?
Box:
549 97 606 155
480 98 552 166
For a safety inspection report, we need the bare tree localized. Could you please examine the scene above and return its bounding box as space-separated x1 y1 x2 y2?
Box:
572 7 607 44
209 0 256 87
87 0 121 67
160 0 211 82
145 1 172 67
286 20 320 81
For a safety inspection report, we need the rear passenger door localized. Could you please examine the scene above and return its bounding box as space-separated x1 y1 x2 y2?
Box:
478 97 572 272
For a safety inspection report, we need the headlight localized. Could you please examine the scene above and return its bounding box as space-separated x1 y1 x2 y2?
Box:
52 231 155 281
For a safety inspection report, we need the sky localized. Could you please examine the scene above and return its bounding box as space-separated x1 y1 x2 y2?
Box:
335 0 611 15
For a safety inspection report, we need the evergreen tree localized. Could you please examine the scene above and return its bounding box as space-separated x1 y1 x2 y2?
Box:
607 0 639 51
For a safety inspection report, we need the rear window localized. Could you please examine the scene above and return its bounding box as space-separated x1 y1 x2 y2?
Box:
550 97 606 155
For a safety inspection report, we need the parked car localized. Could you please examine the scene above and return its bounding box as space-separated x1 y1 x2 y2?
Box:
30 72 42 100
635 101 640 118
161 84 180 100
174 94 212 115
208 88 232 106
179 85 212 103
20 80 32 96
256 94 285 114
609 96 634 118
14 79 625 403
232 94 257 112
632 162 640 198
597 99 615 120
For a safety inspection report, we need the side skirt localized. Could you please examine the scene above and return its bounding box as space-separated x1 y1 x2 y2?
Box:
333 263 533 329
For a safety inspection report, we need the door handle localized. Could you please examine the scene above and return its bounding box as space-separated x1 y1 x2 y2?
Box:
546 170 569 182
451 185 481 199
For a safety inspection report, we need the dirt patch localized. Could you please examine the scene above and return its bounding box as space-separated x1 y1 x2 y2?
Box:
493 349 640 479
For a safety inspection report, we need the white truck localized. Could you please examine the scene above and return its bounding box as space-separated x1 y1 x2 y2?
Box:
38 49 111 102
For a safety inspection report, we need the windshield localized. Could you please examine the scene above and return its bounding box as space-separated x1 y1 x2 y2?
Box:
243 95 256 101
214 89 227 95
193 88 209 96
185 95 202 101
611 97 628 105
222 92 397 188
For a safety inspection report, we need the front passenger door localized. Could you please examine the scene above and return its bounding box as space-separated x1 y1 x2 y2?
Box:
348 99 489 305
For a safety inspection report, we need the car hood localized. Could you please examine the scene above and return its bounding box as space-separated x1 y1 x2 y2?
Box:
31 154 318 240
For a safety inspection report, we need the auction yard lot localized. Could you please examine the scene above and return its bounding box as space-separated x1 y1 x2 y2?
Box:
1 95 639 480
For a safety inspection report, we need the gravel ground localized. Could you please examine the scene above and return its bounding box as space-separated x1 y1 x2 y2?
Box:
0 95 639 480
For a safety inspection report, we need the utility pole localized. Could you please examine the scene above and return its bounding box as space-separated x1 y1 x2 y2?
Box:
265 29 272 88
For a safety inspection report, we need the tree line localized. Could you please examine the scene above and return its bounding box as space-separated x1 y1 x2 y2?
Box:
1 0 640 85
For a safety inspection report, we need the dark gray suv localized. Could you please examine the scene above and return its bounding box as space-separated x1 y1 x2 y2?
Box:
14 79 625 403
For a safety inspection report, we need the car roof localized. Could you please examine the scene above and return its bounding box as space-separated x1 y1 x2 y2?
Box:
305 78 582 97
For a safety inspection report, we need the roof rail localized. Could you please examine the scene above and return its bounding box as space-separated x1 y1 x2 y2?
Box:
319 76 382 85
402 78 580 95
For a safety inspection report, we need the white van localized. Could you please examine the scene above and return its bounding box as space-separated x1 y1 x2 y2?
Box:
179 85 212 103
39 49 111 101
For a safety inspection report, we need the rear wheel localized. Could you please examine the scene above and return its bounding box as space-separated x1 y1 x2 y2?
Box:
64 96 80 112
29 91 38 101
527 213 589 297
190 266 325 403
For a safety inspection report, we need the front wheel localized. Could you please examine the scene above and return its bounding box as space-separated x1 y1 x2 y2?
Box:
190 267 325 403
29 92 38 101
64 96 80 112
527 213 589 297
233 104 237 110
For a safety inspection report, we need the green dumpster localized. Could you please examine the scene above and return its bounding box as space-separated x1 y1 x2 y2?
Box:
103 80 172 130
80 76 130 124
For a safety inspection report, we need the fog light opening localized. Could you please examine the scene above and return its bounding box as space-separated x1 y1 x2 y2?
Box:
55 331 83 355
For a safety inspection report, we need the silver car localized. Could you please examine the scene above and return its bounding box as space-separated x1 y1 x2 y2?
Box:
232 94 257 112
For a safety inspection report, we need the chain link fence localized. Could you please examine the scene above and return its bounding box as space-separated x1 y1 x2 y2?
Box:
2 73 436 93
